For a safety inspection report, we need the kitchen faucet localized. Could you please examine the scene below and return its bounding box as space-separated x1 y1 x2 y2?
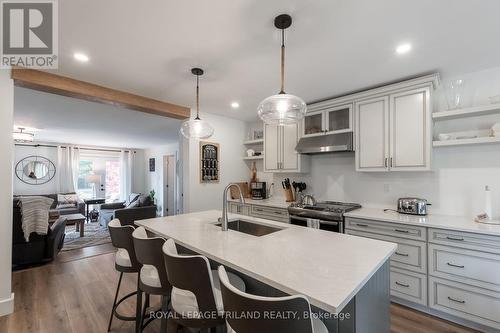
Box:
221 183 245 231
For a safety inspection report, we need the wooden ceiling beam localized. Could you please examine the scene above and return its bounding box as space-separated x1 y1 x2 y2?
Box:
11 68 190 120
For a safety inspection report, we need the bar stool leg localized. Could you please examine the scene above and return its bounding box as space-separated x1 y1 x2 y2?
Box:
140 293 150 333
135 280 143 333
108 272 124 332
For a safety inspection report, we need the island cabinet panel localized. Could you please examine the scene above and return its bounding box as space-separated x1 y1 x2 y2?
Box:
390 267 427 306
429 244 500 292
346 229 426 274
429 277 500 331
345 217 427 241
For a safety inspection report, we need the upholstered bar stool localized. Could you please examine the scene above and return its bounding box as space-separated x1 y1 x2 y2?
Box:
107 218 142 332
132 227 172 333
218 266 328 333
162 239 246 333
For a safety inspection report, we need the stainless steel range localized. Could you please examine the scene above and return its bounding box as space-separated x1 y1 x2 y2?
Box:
287 201 361 233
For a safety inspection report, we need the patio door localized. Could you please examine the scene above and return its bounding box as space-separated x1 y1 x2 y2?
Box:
77 150 120 202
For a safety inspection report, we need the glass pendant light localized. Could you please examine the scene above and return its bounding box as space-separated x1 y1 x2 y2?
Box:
258 14 307 125
180 68 214 139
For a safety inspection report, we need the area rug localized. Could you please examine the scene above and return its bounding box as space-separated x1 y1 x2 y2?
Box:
62 221 111 251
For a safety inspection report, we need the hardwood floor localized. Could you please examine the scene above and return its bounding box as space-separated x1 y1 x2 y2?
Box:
0 250 480 333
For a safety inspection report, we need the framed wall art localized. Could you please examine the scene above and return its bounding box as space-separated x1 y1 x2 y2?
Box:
200 141 219 183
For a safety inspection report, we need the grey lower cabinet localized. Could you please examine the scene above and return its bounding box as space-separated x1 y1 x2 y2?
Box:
228 202 289 223
345 217 500 332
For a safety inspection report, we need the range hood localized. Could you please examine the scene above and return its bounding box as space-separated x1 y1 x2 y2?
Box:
295 132 354 154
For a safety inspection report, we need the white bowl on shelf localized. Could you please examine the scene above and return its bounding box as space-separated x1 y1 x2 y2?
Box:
438 133 452 141
489 94 500 104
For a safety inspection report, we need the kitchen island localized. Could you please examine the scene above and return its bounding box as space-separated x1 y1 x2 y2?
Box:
137 210 397 332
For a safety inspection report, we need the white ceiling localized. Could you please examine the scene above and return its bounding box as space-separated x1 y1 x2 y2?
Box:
14 87 182 148
46 0 500 122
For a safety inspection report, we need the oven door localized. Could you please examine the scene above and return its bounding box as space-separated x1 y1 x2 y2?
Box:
289 215 343 233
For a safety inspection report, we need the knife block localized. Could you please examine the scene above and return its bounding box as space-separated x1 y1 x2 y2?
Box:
284 188 295 202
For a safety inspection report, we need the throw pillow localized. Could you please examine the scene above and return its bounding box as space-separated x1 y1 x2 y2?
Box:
126 199 140 209
128 193 141 205
57 193 78 208
137 194 152 207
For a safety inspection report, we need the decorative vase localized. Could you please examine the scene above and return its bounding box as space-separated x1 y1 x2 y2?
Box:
446 79 466 110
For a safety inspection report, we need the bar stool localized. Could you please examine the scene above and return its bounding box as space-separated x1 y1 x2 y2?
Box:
162 238 246 332
132 227 172 332
218 266 328 333
107 218 142 332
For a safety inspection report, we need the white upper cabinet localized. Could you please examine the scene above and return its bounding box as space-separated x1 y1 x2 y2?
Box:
302 103 353 138
355 86 432 172
356 96 390 171
389 87 431 171
264 123 309 173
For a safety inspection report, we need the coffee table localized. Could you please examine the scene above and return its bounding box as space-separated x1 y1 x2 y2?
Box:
65 213 86 237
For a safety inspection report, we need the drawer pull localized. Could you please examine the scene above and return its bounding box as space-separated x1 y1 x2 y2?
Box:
356 223 368 227
446 262 465 269
255 208 263 212
395 281 410 288
394 252 409 257
394 229 409 234
447 296 465 304
446 236 464 241
274 211 284 215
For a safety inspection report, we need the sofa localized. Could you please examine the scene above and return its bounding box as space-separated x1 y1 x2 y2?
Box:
99 193 157 227
12 198 67 268
14 193 85 224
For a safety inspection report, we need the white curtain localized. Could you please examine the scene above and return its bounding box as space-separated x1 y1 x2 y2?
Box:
56 146 79 193
119 150 134 201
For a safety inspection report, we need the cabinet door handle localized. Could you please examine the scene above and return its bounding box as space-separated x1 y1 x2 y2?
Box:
395 252 409 257
394 229 409 234
384 158 388 168
446 236 464 241
390 157 393 168
447 262 465 269
395 281 410 288
447 296 465 304
356 223 368 227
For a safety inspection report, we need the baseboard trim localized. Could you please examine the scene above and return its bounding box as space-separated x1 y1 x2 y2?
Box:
0 293 14 317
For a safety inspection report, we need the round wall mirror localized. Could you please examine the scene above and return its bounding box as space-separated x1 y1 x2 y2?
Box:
15 156 56 185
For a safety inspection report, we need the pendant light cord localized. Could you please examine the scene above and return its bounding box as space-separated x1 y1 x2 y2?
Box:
195 74 200 120
280 28 285 94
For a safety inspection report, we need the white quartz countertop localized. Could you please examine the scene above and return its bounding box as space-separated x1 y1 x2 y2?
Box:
229 197 291 209
344 208 500 237
137 210 396 314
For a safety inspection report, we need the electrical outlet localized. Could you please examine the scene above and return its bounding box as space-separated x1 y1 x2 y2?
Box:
383 184 390 193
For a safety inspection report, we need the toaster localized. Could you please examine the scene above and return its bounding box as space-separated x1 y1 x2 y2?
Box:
397 198 429 215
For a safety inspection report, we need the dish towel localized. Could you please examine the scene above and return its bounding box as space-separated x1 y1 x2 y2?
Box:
18 196 54 242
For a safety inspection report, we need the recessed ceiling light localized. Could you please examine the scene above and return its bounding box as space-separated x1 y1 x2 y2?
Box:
231 102 240 109
74 52 89 62
396 43 412 55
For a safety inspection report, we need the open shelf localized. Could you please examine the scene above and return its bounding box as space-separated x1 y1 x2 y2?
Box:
242 155 264 160
432 104 500 120
243 139 264 145
433 136 500 147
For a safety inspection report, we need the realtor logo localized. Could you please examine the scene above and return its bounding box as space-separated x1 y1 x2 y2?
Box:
1 0 58 68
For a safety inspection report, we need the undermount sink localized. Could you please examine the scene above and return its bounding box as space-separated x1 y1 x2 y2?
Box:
214 219 283 237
